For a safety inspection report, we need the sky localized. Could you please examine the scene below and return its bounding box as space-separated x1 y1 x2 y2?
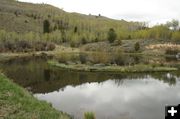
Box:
19 0 180 26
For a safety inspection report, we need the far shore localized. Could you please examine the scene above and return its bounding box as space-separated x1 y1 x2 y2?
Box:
0 44 178 62
48 60 178 73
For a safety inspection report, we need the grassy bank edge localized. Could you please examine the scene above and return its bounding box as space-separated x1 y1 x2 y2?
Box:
0 73 71 119
48 60 178 73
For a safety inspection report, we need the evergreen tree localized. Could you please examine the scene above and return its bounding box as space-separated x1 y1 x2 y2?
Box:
108 28 117 43
43 20 50 33
74 26 78 33
134 42 140 51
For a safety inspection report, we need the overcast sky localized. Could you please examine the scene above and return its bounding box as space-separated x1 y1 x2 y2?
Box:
19 0 180 26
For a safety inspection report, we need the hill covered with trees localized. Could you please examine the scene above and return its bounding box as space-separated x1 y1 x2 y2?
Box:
0 0 179 52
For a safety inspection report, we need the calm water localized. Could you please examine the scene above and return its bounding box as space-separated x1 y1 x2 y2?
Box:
0 57 180 119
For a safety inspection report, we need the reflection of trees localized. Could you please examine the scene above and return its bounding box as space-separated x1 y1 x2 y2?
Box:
165 56 178 62
114 79 124 86
150 72 177 85
113 72 178 86
1 57 180 94
44 69 50 81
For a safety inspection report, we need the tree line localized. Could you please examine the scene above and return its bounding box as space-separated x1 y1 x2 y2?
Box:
0 18 179 53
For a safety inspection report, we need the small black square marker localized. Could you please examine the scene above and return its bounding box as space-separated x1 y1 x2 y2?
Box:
165 104 180 119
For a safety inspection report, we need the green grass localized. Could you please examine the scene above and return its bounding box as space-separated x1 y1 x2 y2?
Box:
48 60 178 73
0 73 71 119
84 112 96 119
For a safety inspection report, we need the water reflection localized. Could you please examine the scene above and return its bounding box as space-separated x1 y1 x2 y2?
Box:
35 78 180 119
0 57 180 119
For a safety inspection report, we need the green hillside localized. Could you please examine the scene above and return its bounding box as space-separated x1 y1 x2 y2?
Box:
0 0 140 34
0 0 179 53
0 0 144 52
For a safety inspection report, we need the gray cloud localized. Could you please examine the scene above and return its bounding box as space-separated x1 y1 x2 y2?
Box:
19 0 180 25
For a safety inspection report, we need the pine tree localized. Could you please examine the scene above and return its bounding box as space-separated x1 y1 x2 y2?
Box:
134 42 140 51
108 28 117 43
43 20 50 33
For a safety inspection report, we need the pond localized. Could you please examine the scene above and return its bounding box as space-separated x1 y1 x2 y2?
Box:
0 56 180 119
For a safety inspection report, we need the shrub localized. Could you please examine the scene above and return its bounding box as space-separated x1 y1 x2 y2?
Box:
0 43 4 52
46 43 56 51
33 41 55 51
70 40 81 48
171 31 180 42
4 41 15 51
34 42 46 51
16 40 31 49
15 41 32 52
56 53 70 63
89 52 110 64
108 28 117 43
84 112 96 119
134 42 140 51
56 53 79 64
70 41 75 47
94 38 98 42
79 52 88 64
113 39 122 46
74 26 78 33
111 52 125 65
110 49 134 65
43 20 50 33
127 35 132 39
81 37 87 44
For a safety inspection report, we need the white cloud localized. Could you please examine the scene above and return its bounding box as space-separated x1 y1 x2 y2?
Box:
19 0 180 25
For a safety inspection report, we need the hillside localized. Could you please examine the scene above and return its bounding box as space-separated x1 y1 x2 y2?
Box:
0 0 179 54
0 0 140 34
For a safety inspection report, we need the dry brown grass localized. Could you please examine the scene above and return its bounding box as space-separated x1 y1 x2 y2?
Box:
146 43 180 50
88 52 111 64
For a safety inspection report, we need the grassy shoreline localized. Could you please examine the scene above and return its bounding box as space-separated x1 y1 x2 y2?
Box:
48 60 178 73
0 73 70 119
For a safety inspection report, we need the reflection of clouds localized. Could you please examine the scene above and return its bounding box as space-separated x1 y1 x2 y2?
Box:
35 78 180 119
